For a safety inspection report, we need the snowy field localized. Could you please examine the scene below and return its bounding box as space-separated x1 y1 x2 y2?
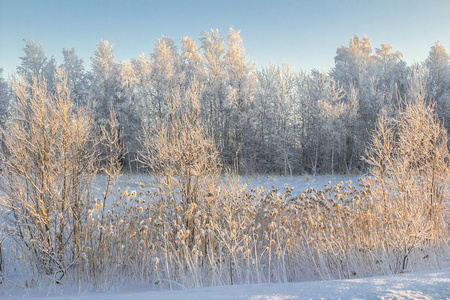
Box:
98 173 366 201
240 174 364 194
88 173 365 209
1 174 449 299
1 267 449 299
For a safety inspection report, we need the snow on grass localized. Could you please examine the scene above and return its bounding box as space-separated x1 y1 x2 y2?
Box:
0 267 448 299
241 174 364 195
94 173 365 205
2 173 448 299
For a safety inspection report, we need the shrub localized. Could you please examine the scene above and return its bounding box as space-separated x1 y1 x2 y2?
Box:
1 69 96 283
365 84 450 272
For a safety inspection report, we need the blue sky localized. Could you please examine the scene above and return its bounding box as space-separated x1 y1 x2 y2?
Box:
1 0 450 76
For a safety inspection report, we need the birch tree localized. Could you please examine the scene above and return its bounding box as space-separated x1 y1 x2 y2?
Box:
224 27 257 170
17 39 48 81
150 36 183 122
62 48 89 105
90 39 118 127
426 41 450 127
200 29 227 151
0 69 10 129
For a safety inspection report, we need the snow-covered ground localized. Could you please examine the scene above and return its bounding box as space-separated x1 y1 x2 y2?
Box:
98 173 365 200
1 267 449 299
89 173 364 209
241 174 364 194
2 174 449 299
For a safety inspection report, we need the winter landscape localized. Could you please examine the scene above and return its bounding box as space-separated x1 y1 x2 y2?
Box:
1 0 450 299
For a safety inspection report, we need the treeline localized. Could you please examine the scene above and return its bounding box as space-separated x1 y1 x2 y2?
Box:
0 29 449 175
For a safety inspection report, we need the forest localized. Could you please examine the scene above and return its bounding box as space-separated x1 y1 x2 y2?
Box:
0 29 449 175
0 28 449 291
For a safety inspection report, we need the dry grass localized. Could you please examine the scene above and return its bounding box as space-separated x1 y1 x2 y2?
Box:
0 71 448 290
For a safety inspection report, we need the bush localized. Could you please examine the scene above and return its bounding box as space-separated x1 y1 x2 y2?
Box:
365 81 450 271
1 69 97 283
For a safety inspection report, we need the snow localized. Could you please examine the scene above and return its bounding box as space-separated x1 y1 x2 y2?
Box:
241 174 364 195
2 174 449 299
99 173 364 200
89 173 364 209
1 268 449 299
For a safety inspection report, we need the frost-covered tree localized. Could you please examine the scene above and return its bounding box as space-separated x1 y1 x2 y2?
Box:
254 63 280 173
375 44 403 66
62 48 89 104
200 29 227 148
223 27 257 169
331 35 404 172
0 68 11 129
426 41 450 85
298 72 357 174
5 30 450 177
316 75 346 174
426 41 450 127
118 58 148 172
150 36 183 122
254 62 295 175
17 39 48 79
124 53 153 129
43 56 58 92
17 39 57 90
90 39 118 126
181 36 205 86
375 44 407 100
332 34 377 89
90 40 133 171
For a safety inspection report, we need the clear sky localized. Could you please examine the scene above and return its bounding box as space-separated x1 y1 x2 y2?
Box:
1 0 450 76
